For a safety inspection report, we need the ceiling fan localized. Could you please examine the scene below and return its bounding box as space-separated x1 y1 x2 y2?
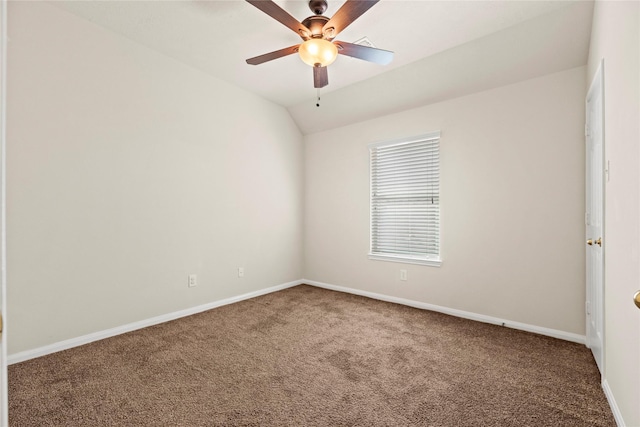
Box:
245 0 393 89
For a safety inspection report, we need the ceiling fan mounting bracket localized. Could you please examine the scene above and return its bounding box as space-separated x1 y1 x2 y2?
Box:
308 0 328 15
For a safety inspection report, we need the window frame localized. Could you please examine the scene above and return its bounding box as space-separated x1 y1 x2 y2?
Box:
368 132 442 267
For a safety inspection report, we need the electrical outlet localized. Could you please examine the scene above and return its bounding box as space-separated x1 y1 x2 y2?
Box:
188 274 197 287
238 267 244 278
400 269 407 281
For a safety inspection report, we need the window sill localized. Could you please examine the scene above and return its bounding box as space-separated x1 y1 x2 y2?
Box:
368 254 442 267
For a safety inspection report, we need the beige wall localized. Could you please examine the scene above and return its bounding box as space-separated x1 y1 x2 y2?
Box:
7 2 304 354
588 1 640 425
305 66 586 335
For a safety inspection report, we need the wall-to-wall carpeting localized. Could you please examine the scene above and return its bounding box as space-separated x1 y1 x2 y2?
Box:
9 285 614 426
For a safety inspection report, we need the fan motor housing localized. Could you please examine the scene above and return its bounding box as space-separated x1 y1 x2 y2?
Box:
302 15 330 38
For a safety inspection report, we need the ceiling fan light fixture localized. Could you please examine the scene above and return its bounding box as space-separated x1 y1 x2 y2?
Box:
298 38 338 67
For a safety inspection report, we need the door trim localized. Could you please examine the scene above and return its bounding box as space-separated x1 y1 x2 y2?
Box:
0 0 7 425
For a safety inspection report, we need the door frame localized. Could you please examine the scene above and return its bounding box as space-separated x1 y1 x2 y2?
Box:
0 0 7 424
585 59 605 374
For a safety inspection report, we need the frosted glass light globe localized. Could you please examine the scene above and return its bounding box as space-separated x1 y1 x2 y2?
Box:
298 39 338 67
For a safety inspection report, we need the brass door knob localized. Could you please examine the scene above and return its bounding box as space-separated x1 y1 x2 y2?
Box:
595 237 602 247
587 239 593 246
634 291 640 309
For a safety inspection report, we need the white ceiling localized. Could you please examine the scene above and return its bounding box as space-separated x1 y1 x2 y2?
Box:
50 0 594 134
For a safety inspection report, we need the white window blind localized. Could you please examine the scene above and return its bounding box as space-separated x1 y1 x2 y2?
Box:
369 133 441 266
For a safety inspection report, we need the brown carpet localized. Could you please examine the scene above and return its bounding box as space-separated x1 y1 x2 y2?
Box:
9 285 614 426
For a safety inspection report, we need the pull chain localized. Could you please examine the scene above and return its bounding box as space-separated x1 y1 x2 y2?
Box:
316 88 321 107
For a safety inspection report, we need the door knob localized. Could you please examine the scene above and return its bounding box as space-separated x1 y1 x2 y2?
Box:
595 237 602 247
587 239 593 246
635 291 640 309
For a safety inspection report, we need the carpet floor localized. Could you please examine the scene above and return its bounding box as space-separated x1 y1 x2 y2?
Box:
9 285 615 426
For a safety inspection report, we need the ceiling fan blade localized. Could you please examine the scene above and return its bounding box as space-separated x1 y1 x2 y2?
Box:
246 45 300 65
246 0 311 39
334 41 393 65
313 66 328 88
322 0 379 39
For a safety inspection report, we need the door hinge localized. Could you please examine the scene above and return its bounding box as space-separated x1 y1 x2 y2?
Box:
585 124 590 137
586 301 591 316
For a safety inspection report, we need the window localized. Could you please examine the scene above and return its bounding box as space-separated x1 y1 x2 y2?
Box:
369 132 441 266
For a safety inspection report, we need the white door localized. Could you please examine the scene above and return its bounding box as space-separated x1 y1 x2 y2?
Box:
585 60 604 373
0 0 7 425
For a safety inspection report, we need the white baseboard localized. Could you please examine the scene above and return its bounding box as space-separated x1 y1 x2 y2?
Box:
602 379 625 426
8 279 303 365
9 278 587 365
303 279 586 345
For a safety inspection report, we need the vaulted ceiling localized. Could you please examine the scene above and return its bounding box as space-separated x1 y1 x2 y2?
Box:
51 1 594 134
